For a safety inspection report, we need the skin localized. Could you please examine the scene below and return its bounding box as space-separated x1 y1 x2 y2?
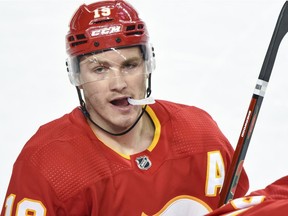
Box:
79 47 154 155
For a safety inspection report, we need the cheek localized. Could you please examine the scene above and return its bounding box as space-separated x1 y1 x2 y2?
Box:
82 83 106 100
131 74 148 89
139 76 149 93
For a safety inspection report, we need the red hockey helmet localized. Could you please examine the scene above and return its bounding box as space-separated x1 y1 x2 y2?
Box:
66 0 155 86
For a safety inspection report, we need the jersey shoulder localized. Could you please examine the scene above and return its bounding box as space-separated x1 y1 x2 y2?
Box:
17 107 88 161
151 100 231 154
15 108 128 201
151 99 215 124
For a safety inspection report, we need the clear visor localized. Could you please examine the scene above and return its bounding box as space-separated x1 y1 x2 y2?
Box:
67 45 155 86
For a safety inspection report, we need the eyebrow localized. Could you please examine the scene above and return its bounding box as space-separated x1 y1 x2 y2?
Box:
80 56 142 66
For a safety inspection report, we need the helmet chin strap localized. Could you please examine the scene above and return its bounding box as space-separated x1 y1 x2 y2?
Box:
76 79 152 136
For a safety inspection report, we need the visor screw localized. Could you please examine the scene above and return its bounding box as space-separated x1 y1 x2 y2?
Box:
65 61 69 72
94 42 100 47
115 37 122 43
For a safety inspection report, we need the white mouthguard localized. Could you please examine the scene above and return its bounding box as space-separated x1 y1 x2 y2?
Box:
128 97 155 105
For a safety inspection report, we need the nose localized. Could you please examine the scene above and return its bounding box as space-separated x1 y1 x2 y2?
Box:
108 70 128 91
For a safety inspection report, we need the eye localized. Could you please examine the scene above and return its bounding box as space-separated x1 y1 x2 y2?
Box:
123 60 142 70
92 65 109 74
125 62 137 69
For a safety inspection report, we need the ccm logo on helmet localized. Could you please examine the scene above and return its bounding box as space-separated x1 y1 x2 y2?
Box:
90 25 121 37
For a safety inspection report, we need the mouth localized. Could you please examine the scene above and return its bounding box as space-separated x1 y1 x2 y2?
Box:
110 97 130 107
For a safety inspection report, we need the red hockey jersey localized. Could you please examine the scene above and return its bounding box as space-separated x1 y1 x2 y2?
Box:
1 100 249 215
206 176 288 216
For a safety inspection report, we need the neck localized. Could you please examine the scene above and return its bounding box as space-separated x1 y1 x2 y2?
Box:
90 112 155 156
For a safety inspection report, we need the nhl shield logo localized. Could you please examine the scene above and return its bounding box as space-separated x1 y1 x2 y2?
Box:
135 156 152 170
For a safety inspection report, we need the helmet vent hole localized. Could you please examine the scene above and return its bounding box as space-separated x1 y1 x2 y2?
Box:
125 31 143 36
91 19 113 25
71 41 87 47
126 25 136 31
137 24 144 29
68 36 75 42
76 34 86 40
125 24 144 36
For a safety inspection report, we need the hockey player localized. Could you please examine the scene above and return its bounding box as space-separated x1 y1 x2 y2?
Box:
1 0 250 215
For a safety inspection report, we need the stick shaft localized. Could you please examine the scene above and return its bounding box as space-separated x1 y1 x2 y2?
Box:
219 1 288 206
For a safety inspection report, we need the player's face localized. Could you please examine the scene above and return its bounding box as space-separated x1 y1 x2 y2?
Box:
79 47 148 133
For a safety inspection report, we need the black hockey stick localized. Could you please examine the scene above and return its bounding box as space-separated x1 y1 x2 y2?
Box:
219 1 288 206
